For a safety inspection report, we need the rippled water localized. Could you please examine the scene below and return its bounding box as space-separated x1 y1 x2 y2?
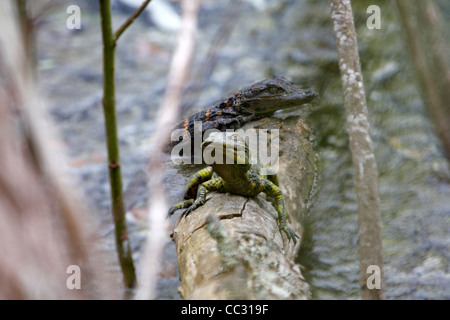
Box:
37 0 449 299
295 1 450 299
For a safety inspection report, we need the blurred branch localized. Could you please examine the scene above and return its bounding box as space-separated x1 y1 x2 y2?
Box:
29 0 59 26
114 0 152 44
396 0 450 161
0 0 111 299
135 0 201 300
98 0 136 291
15 0 36 73
15 0 59 66
329 0 385 300
182 0 242 114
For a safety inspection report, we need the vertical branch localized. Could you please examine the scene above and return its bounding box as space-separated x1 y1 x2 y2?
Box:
328 0 385 300
15 0 37 74
0 0 111 299
396 0 450 160
98 0 136 290
135 0 201 300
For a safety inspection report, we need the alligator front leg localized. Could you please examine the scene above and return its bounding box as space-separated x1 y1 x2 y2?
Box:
183 166 213 200
184 178 226 216
262 179 299 244
168 167 213 216
168 199 194 216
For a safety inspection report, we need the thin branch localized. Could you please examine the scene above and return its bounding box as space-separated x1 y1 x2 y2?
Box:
329 0 385 300
396 0 450 160
114 0 152 44
182 0 242 114
0 1 112 299
98 0 137 292
135 0 201 300
30 0 59 26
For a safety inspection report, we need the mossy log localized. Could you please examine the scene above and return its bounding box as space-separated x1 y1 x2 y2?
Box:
171 115 316 299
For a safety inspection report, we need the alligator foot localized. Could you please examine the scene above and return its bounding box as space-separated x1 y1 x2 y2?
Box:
168 199 194 216
183 197 206 216
279 224 300 245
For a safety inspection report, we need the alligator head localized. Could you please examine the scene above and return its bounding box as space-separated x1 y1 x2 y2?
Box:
233 76 317 115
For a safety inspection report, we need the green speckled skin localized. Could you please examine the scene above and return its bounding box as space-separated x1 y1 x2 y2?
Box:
169 132 299 244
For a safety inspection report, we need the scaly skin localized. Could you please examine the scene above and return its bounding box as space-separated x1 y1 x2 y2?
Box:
169 76 317 152
169 132 299 244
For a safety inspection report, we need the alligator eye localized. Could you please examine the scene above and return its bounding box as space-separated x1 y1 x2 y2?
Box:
268 85 284 94
245 89 261 98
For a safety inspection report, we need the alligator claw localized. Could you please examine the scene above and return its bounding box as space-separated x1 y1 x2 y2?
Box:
184 206 195 216
184 198 205 216
279 225 300 245
168 206 177 216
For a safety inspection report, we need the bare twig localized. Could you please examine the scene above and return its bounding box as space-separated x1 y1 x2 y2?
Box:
98 0 156 294
135 0 201 300
98 0 137 291
182 0 242 114
114 0 153 44
396 0 450 160
0 1 112 299
16 0 36 73
15 1 60 73
29 0 59 25
329 0 385 300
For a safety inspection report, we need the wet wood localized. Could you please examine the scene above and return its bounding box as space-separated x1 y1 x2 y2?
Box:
171 115 316 299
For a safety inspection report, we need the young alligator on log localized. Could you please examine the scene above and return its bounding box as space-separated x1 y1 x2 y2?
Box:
169 132 299 243
169 76 317 155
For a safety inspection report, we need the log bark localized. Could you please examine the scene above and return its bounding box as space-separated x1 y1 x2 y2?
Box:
171 115 316 299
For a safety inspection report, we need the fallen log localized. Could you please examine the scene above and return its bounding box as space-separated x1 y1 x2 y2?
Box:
171 114 316 299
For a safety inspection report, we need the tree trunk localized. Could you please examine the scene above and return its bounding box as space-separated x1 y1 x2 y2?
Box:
171 115 316 299
328 0 385 300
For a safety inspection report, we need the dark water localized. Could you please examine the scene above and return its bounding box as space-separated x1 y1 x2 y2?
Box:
294 0 450 299
37 0 449 299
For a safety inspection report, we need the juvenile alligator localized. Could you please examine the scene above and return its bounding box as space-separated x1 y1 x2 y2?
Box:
169 132 299 244
169 76 317 153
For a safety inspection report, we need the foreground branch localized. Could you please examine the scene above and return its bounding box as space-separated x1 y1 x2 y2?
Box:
135 0 201 300
98 0 136 290
329 0 385 300
0 1 111 299
114 0 152 44
396 0 450 160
